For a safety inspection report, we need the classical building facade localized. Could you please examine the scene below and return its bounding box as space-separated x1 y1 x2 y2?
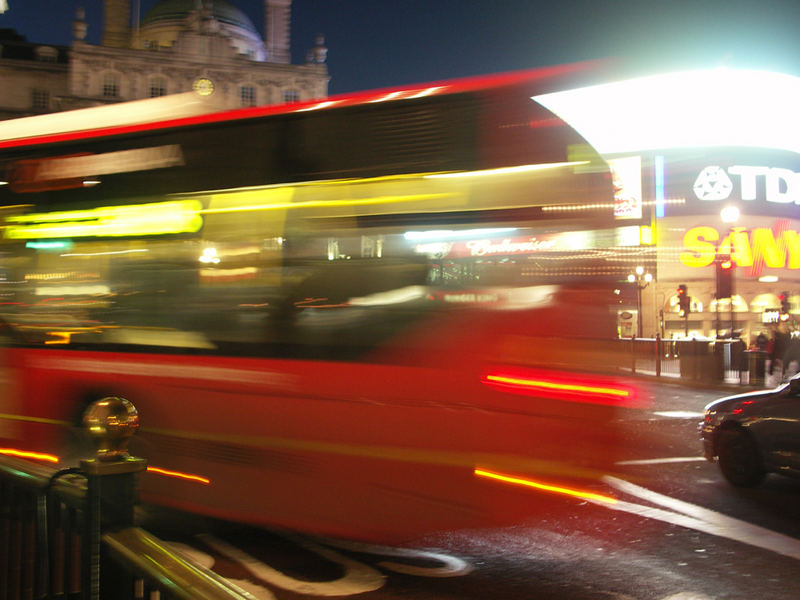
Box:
0 0 328 120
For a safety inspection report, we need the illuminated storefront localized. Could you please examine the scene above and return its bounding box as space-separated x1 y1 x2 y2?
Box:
535 68 800 340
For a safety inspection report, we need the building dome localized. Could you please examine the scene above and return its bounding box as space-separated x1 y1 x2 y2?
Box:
138 0 267 60
142 0 259 35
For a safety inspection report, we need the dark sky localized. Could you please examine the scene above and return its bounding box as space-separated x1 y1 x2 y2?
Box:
2 0 800 96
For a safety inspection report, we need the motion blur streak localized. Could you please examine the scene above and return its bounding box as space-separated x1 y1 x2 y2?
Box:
146 466 211 485
197 192 457 215
0 447 59 463
482 371 635 406
44 332 73 345
474 468 617 504
423 161 588 178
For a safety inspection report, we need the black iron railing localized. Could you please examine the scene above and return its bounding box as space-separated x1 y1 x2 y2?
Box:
0 397 252 600
621 336 765 386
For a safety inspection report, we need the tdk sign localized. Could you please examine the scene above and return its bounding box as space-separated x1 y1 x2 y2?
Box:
694 165 800 204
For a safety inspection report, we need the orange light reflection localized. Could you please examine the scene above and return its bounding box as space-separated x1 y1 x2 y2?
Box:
147 466 211 485
45 332 73 345
0 447 59 463
474 467 617 504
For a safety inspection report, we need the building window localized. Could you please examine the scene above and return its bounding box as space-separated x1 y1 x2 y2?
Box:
240 86 256 107
31 89 49 110
149 78 166 98
102 73 120 98
283 89 299 104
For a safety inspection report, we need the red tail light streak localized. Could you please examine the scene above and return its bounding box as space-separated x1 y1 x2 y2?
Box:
474 467 617 504
482 368 637 407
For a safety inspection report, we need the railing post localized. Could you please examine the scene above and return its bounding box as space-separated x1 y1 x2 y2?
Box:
655 333 661 378
80 397 147 600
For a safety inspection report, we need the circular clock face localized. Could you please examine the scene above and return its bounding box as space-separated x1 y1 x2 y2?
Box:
193 78 215 96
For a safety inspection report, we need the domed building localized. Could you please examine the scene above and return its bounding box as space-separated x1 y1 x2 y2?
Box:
0 0 329 118
135 0 270 61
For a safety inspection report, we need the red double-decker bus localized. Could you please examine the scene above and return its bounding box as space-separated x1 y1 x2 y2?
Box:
0 64 642 543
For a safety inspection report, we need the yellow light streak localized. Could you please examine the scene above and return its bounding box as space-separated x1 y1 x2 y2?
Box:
5 200 203 240
474 468 617 504
0 447 59 463
484 374 631 398
424 161 589 179
172 171 449 197
45 332 73 345
146 466 211 485
0 413 71 427
198 192 458 215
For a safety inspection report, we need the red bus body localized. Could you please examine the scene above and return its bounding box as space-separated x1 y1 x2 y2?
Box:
0 65 643 543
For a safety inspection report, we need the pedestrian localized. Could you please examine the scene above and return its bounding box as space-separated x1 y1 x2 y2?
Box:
755 331 768 351
769 321 790 381
782 332 800 380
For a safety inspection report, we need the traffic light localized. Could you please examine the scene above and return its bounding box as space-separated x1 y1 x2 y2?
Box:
677 284 690 316
715 254 734 299
780 291 790 314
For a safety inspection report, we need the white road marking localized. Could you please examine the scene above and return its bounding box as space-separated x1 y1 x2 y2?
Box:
224 578 278 600
318 538 473 577
617 457 707 465
597 476 800 561
653 411 704 419
198 533 386 596
165 541 272 599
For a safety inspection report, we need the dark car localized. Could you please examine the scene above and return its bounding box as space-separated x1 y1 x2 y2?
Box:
701 375 800 487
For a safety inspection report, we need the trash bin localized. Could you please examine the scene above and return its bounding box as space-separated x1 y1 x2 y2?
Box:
711 342 726 382
677 339 695 378
744 349 767 387
678 338 717 380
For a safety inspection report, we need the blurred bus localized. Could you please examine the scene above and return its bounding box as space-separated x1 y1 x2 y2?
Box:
0 65 642 543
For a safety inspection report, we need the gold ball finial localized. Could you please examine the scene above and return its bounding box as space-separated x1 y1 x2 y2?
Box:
83 397 140 461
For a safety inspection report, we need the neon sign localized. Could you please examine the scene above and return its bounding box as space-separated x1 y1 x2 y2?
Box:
680 221 800 275
694 165 800 204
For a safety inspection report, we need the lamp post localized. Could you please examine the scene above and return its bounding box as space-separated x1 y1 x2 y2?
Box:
628 266 653 338
720 206 740 338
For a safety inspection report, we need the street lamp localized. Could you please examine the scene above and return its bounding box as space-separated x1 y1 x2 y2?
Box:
628 266 653 338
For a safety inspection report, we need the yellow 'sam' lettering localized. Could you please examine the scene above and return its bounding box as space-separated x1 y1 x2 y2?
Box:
783 230 800 269
681 225 800 270
730 229 754 267
680 227 718 267
751 228 786 268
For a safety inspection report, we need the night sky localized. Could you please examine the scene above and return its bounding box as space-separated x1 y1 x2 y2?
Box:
2 0 800 96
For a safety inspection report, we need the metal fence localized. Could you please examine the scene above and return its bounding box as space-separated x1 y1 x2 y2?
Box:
620 336 767 386
0 397 253 600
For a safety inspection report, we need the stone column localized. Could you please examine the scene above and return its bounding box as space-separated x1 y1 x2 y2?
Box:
265 0 291 63
103 0 131 48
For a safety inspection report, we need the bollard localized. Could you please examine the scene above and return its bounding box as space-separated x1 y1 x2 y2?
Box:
655 333 661 378
80 397 147 600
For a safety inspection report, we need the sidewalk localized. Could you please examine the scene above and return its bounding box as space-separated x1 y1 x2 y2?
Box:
620 356 785 393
